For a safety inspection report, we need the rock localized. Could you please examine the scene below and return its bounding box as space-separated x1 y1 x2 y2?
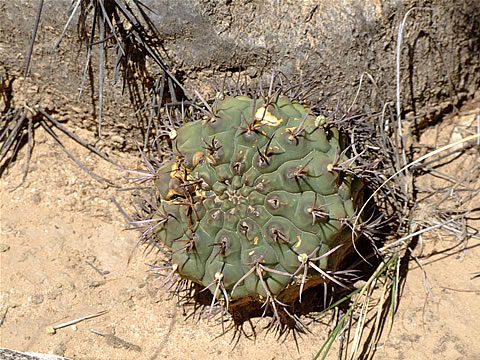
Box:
30 294 44 305
1 0 478 150
143 0 480 125
0 348 73 359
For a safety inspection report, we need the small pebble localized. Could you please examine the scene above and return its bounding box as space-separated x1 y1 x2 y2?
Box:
53 343 67 356
88 280 106 288
31 193 41 204
30 294 44 305
0 244 10 252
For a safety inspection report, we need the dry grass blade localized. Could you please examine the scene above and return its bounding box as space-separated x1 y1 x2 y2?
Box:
362 253 401 360
45 310 109 334
50 0 82 53
313 254 400 360
97 2 106 137
0 104 119 187
38 119 112 185
0 109 27 166
35 107 120 167
24 0 44 78
395 7 434 168
352 132 480 238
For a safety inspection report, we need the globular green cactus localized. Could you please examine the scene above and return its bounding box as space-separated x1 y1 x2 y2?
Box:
149 93 363 327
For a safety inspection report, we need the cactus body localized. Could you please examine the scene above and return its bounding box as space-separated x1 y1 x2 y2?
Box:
152 94 362 308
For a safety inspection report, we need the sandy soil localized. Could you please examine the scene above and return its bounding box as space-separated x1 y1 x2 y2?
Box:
1 100 479 359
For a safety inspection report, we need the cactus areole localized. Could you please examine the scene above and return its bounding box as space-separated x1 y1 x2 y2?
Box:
151 94 363 326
